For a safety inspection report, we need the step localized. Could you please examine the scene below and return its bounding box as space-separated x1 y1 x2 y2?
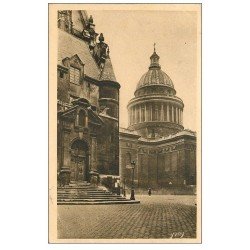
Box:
58 194 123 197
57 196 126 200
58 196 127 200
57 183 139 205
57 200 140 205
58 198 127 202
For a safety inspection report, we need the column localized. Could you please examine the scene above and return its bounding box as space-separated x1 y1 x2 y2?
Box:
172 105 174 123
155 105 158 121
137 105 139 123
161 103 164 121
128 109 131 126
62 133 71 168
85 114 88 126
132 106 135 124
179 108 181 125
167 104 169 122
90 136 97 171
131 107 133 124
140 104 142 123
75 113 79 126
150 104 153 121
176 107 179 124
134 106 137 124
145 104 148 121
138 105 140 123
181 110 183 125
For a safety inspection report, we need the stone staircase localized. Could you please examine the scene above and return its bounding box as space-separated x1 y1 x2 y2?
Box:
57 182 140 205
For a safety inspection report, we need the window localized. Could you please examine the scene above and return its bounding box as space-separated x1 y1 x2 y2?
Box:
78 110 86 127
70 66 80 84
125 153 131 166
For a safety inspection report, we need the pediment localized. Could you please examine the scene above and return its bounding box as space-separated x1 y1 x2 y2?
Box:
62 54 84 68
59 107 77 121
88 108 104 126
70 54 84 67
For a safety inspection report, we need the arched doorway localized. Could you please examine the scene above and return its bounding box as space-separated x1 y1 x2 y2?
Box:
70 139 89 182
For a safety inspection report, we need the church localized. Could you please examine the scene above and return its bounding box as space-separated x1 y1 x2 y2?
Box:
56 10 196 189
57 10 120 184
119 48 196 189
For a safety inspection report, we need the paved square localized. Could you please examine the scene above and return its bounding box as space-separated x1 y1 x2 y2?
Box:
58 195 196 239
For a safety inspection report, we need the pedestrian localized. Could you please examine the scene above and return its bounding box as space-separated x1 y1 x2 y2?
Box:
123 188 126 197
148 188 152 196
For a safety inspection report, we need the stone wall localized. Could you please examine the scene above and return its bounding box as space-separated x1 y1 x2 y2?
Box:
119 133 196 189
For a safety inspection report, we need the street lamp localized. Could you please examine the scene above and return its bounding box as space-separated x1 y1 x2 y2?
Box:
130 160 136 200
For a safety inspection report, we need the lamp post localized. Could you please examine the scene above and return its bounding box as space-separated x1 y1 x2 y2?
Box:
130 160 136 200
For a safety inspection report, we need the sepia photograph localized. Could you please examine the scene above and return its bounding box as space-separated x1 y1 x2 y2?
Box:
49 3 201 243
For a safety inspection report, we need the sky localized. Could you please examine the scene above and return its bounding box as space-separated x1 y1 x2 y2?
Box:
90 8 200 131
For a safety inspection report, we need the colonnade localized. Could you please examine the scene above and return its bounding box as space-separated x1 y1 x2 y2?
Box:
129 102 183 126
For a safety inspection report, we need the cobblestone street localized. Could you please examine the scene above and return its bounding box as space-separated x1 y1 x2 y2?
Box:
58 195 196 239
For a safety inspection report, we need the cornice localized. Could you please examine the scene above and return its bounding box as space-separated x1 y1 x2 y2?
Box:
127 95 184 109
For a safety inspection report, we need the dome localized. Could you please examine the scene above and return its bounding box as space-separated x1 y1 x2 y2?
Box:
136 50 174 90
136 68 174 89
127 47 184 139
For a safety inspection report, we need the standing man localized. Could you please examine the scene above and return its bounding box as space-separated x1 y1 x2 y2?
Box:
148 188 152 196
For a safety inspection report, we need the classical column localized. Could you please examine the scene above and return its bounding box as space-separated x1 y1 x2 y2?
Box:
85 114 88 126
132 106 135 124
145 104 148 121
75 113 79 126
134 106 137 124
161 103 164 121
167 104 169 122
138 105 140 123
131 107 133 124
164 104 166 121
140 104 142 123
137 105 139 123
181 109 183 125
150 104 153 121
176 107 179 124
172 105 174 123
128 109 131 126
61 129 71 169
179 108 181 125
90 136 97 171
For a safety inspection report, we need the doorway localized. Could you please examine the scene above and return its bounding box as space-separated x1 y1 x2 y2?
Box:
70 139 89 182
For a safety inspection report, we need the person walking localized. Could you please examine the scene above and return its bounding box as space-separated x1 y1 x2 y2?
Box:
148 188 152 196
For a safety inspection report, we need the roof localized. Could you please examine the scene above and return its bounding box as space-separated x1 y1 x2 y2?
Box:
99 57 117 82
58 29 100 80
136 68 174 90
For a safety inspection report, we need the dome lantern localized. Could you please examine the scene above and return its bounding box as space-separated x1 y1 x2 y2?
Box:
149 43 161 69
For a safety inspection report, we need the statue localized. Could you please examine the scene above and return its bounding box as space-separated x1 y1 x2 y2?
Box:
93 33 108 67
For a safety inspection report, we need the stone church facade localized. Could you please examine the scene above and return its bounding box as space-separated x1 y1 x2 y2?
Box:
57 10 120 184
120 49 196 189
